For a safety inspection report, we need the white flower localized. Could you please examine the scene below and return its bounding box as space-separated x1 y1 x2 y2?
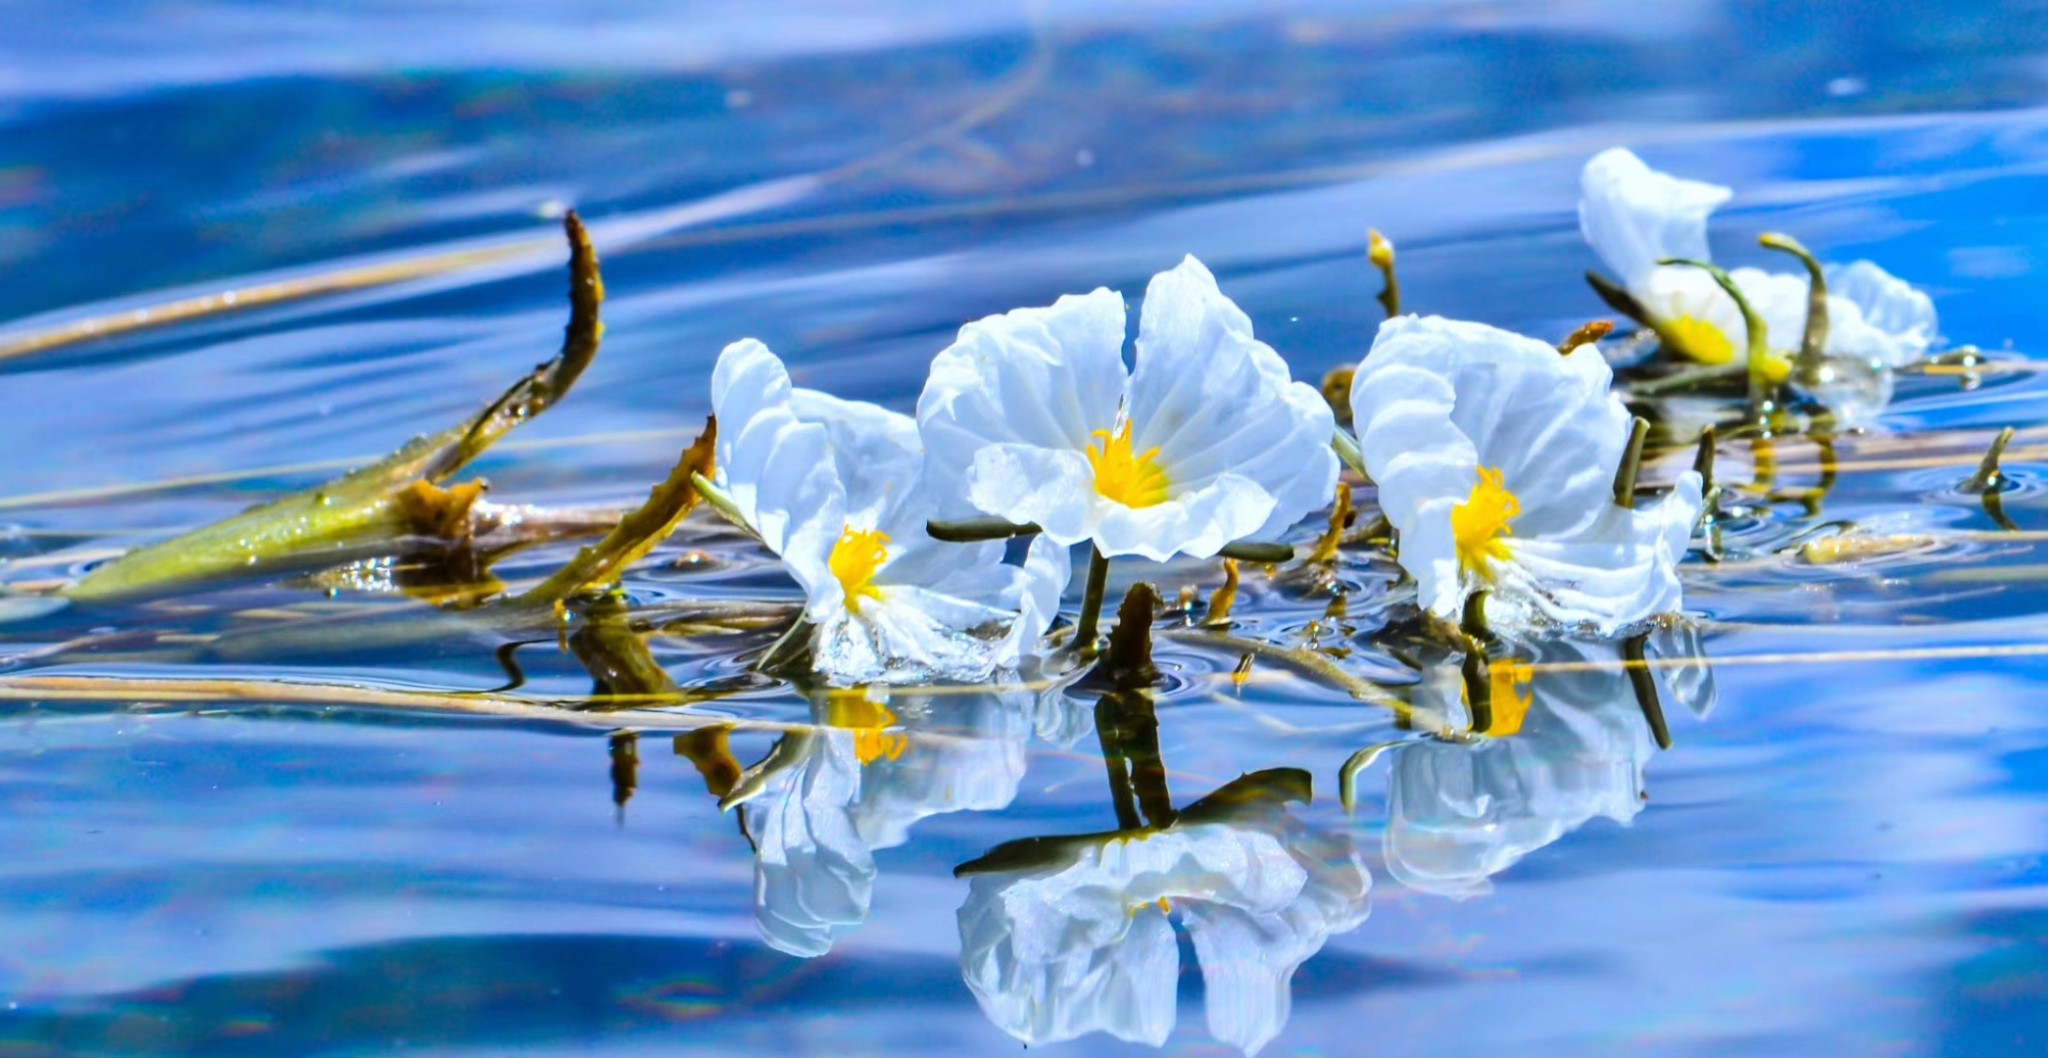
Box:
740 687 1035 957
1350 315 1702 634
711 339 1068 684
1386 628 1716 898
1579 147 1937 372
917 256 1338 562
956 785 1370 1055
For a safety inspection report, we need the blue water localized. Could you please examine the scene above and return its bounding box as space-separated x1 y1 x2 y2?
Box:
3 2 2048 1054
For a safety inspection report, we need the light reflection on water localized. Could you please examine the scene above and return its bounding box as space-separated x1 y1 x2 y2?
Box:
3 1 2048 1055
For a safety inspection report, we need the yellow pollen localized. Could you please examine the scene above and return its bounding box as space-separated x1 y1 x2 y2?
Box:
824 689 908 766
1451 467 1520 580
827 525 889 612
1087 422 1170 508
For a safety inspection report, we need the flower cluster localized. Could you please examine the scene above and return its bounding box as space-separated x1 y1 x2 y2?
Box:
710 256 1338 683
699 148 1936 681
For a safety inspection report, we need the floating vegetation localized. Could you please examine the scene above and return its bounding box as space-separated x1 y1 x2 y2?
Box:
0 140 2025 1056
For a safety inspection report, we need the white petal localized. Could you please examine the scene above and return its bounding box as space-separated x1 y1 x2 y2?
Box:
1090 473 1275 561
1639 264 1751 363
918 288 1129 522
1351 316 1649 625
709 339 844 578
1001 535 1073 664
1728 266 1811 356
1128 255 1339 541
1491 472 1702 634
1578 147 1732 293
786 387 922 527
1827 259 1937 364
811 585 1020 685
965 443 1099 546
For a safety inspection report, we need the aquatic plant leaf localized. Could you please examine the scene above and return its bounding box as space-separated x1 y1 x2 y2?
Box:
66 212 605 602
518 417 717 606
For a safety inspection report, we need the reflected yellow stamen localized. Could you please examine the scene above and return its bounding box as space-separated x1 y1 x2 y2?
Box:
1662 314 1791 383
824 689 908 765
1087 422 1170 508
1482 660 1534 737
1452 467 1520 580
827 526 890 612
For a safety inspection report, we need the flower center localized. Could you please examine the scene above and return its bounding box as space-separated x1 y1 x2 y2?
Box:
827 525 890 611
1451 466 1521 580
1087 422 1171 509
824 689 908 765
1662 314 1793 383
1661 314 1736 366
1128 896 1172 918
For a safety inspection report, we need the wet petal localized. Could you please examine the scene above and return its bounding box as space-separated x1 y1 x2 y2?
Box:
1578 147 1733 293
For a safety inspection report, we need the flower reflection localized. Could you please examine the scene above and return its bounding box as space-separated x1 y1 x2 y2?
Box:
731 686 1048 957
956 764 1370 1055
1385 625 1715 899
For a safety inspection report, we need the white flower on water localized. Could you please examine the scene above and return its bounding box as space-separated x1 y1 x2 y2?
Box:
1579 147 1937 372
1350 315 1702 634
956 790 1370 1055
917 256 1338 562
1386 628 1716 898
711 339 1068 684
740 687 1037 957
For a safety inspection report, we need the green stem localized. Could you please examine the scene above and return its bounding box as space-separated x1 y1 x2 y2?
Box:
1626 363 1748 397
1659 256 1775 422
1368 229 1400 318
1332 426 1369 479
1073 546 1111 651
925 517 1042 542
1612 416 1650 508
1758 232 1830 379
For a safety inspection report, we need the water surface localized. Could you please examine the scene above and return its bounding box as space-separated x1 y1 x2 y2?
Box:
2 3 2047 1055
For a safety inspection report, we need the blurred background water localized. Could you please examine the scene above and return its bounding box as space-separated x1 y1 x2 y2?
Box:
2 1 2048 1054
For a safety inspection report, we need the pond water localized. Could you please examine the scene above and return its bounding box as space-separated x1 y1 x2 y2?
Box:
3 2 2048 1054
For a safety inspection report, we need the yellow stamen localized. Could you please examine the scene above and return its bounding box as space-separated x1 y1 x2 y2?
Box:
827 526 889 611
1451 467 1520 580
1129 896 1172 918
824 689 907 765
1087 422 1171 508
1661 314 1791 383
